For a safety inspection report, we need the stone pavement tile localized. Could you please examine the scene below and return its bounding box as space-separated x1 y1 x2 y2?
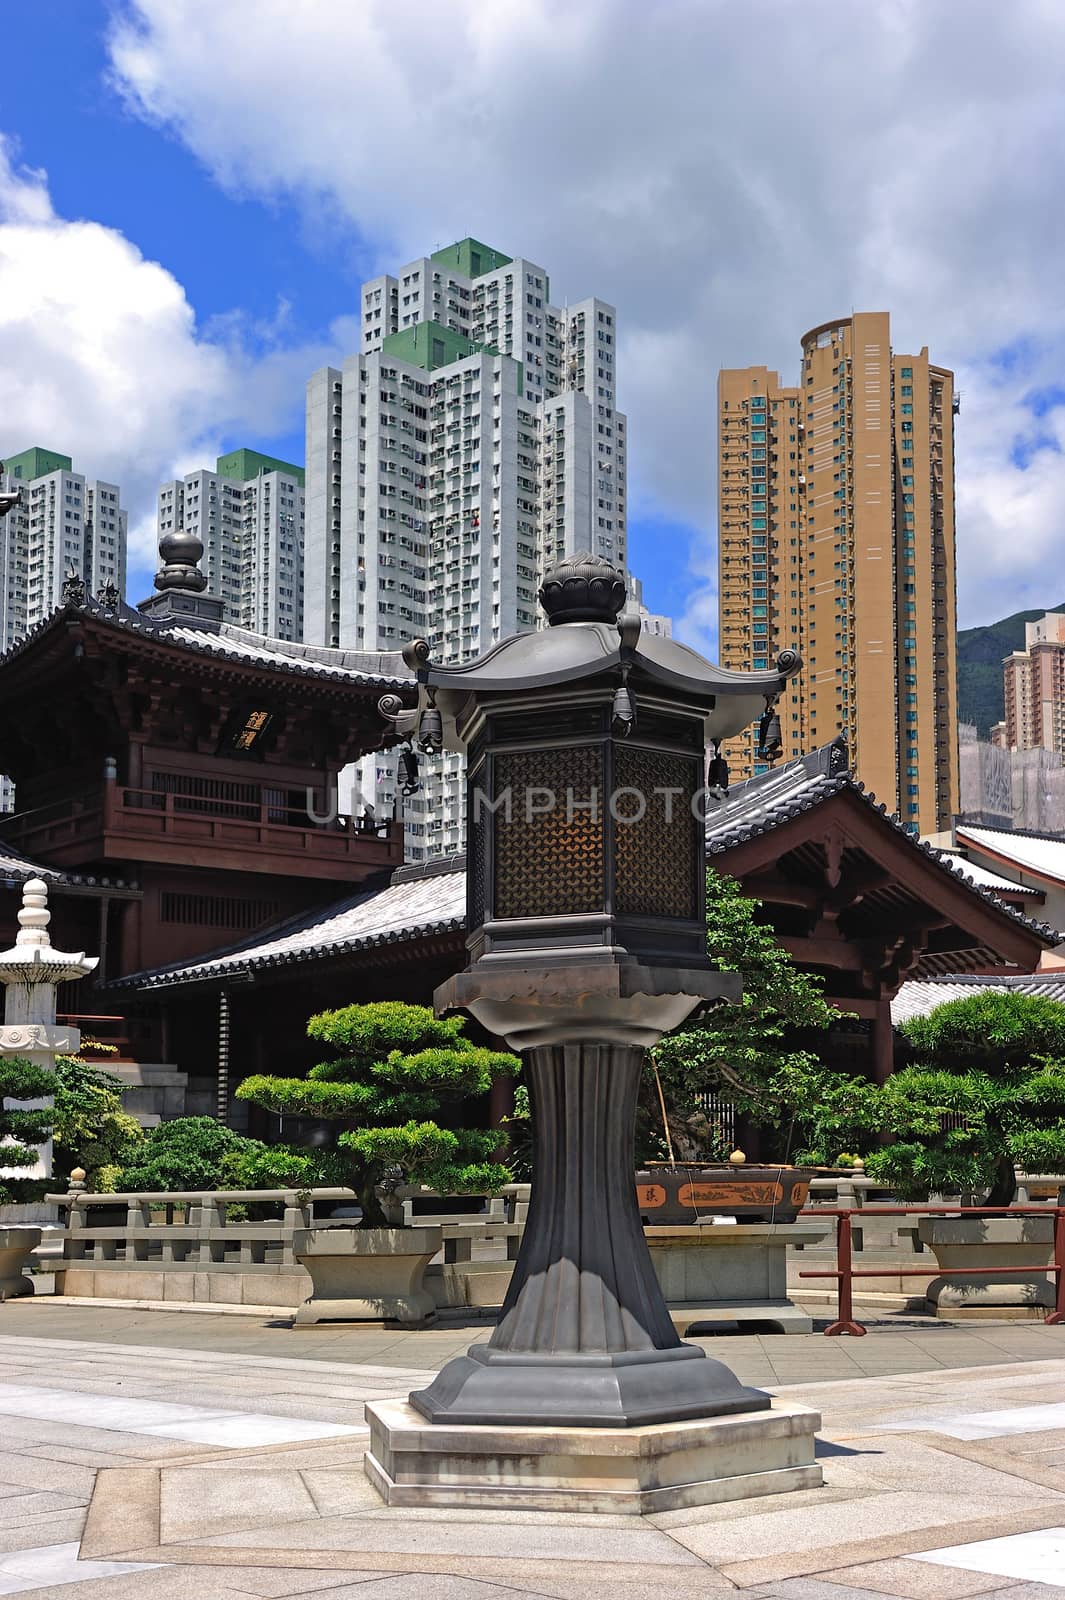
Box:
0 1454 97 1497
79 1467 159 1560
218 1569 391 1597
275 1582 541 1600
674 1498 1065 1586
0 1538 162 1595
299 1469 390 1518
812 1557 1017 1596
972 1588 1065 1599
0 1511 86 1556
20 1570 261 1600
0 1414 210 1460
650 1484 860 1532
160 1467 320 1544
0 1491 88 1527
819 1436 1065 1499
192 1515 702 1567
749 1582 930 1600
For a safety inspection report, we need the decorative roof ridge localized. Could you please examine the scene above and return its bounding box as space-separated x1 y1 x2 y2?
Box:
391 852 467 885
0 595 414 689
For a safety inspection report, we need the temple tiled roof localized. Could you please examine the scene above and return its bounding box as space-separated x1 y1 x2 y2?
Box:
892 971 1065 1025
704 740 1060 943
0 836 135 893
109 861 466 990
0 595 413 689
936 852 1043 898
956 824 1065 888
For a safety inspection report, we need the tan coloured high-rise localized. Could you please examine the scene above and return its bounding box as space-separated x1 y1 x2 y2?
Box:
1002 612 1065 755
717 312 959 834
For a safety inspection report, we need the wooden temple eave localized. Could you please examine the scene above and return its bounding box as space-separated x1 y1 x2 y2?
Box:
717 788 1050 1002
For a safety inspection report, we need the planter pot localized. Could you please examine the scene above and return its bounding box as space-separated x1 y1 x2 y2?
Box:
918 1215 1055 1319
646 1220 832 1335
0 1227 42 1301
636 1166 814 1225
292 1225 442 1327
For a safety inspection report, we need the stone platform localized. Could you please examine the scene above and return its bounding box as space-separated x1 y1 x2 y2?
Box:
364 1394 822 1513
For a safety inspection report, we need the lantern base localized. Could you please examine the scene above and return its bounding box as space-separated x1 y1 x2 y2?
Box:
365 1395 822 1514
409 1340 769 1428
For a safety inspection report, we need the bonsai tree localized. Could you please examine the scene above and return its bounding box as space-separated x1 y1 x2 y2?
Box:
237 1001 520 1226
863 990 1065 1206
648 871 843 1161
51 1054 145 1192
0 1055 55 1205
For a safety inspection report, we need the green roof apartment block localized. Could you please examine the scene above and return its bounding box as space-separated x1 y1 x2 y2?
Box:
216 448 305 487
4 446 73 481
430 238 511 279
381 320 522 392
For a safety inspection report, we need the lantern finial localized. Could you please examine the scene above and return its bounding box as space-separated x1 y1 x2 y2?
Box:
538 552 627 626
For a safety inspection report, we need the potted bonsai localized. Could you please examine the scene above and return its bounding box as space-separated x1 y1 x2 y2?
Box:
642 871 836 1221
0 1053 55 1299
237 1001 518 1326
865 990 1065 1317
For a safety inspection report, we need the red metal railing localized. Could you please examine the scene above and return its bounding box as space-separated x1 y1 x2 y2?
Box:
798 1205 1065 1335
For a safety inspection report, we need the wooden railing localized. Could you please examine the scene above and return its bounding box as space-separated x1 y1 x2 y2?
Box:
2 784 401 866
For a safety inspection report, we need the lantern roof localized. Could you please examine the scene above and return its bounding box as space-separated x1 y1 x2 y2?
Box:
389 553 801 747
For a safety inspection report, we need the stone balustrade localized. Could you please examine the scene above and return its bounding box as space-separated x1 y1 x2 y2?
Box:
46 1187 358 1307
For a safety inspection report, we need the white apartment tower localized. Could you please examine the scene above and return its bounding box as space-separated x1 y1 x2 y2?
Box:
305 238 627 862
0 446 127 649
157 449 305 640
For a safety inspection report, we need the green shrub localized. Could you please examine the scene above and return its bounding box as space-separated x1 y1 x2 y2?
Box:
0 1055 55 1205
51 1055 144 1190
238 1001 520 1225
650 871 842 1160
116 1117 249 1192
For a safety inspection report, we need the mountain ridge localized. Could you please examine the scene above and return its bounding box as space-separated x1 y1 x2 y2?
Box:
957 602 1065 738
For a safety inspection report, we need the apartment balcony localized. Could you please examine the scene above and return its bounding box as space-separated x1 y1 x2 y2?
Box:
0 783 404 883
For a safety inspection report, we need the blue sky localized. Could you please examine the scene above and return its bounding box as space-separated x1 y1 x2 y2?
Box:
2 0 1065 645
0 0 688 617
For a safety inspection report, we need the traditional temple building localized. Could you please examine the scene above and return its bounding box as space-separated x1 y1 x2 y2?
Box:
0 532 1058 1128
102 742 1058 1126
0 532 416 1109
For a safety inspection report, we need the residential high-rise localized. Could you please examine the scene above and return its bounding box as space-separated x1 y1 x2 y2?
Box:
1001 612 1065 755
157 449 305 640
305 238 627 861
0 445 127 648
717 313 959 833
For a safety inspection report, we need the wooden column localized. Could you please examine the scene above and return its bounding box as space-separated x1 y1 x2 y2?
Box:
871 997 895 1084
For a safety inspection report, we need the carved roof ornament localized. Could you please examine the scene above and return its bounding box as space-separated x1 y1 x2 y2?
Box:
61 566 87 607
155 528 208 594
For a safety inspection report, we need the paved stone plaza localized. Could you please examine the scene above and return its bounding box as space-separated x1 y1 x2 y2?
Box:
0 1303 1060 1596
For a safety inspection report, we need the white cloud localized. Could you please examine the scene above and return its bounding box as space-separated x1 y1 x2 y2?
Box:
107 0 1065 637
0 136 355 594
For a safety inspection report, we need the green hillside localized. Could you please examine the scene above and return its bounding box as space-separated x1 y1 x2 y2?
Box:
957 602 1065 737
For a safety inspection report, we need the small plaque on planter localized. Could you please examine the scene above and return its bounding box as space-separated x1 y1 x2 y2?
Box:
636 1167 812 1224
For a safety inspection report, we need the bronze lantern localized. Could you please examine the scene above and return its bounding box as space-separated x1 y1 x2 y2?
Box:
382 552 800 1427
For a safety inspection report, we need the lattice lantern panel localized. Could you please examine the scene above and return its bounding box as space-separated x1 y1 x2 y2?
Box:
492 747 605 919
613 745 701 920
